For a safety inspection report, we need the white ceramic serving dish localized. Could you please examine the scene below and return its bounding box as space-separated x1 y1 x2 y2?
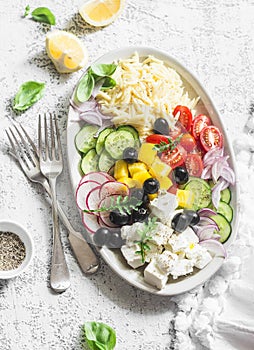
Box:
67 46 240 296
0 220 34 279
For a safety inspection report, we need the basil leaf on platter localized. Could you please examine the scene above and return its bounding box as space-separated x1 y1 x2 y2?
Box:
76 73 95 103
91 64 117 77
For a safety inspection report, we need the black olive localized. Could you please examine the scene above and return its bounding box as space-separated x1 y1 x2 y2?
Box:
173 166 189 185
143 178 160 194
122 147 138 164
109 210 130 226
154 118 170 135
130 188 149 204
184 210 200 226
107 232 124 248
171 212 189 232
93 227 111 247
132 206 149 223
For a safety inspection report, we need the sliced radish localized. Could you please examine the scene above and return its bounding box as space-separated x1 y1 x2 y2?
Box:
76 180 100 211
200 239 226 258
79 171 115 187
99 181 130 200
98 195 120 228
82 212 101 233
86 186 101 214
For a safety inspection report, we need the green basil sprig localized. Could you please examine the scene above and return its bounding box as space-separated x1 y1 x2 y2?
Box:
81 322 116 350
24 5 30 17
29 7 56 25
13 81 45 112
76 64 117 103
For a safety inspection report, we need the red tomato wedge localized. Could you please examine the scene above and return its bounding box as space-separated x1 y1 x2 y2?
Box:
160 147 185 169
192 114 211 140
179 133 196 152
184 154 203 177
173 105 193 132
200 125 223 152
146 134 169 144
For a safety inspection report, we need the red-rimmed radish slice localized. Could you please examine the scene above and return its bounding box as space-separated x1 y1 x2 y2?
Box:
78 171 115 187
76 180 100 211
86 185 101 214
99 181 130 200
98 195 120 228
82 212 101 233
200 239 226 258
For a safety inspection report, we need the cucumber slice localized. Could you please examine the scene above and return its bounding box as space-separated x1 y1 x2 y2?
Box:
75 125 99 154
96 127 114 155
221 188 231 204
217 201 233 222
117 125 140 142
98 149 115 172
105 130 135 159
184 178 211 210
81 149 99 174
211 213 232 243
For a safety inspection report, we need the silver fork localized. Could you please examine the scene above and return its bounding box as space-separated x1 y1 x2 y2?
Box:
6 123 99 277
38 113 71 293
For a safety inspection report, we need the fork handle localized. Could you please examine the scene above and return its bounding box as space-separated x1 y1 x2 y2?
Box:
48 177 71 293
42 179 99 274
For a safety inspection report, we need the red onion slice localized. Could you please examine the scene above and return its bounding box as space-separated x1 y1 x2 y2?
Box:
201 166 212 180
211 156 229 183
198 208 217 217
220 166 236 185
212 178 228 208
200 239 226 258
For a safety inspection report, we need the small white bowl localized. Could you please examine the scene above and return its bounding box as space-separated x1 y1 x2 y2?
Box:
0 220 34 279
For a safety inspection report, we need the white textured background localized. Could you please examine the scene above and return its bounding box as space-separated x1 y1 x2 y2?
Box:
0 1 254 349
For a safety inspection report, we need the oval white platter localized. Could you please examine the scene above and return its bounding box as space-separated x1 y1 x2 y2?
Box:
67 47 240 296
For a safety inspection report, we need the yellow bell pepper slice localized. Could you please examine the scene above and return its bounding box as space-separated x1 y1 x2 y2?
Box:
176 189 194 209
114 160 129 180
128 162 148 177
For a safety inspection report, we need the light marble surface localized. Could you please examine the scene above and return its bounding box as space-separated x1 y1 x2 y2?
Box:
0 1 254 349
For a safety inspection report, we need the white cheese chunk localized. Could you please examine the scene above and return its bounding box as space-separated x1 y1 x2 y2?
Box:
144 251 178 289
185 244 213 269
167 227 199 253
149 222 174 246
149 191 178 224
120 244 144 269
121 222 144 245
170 259 194 279
145 243 163 263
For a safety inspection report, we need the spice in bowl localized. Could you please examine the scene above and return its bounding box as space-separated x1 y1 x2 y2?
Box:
0 231 26 271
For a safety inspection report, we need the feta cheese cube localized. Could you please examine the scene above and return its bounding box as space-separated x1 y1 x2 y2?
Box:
145 243 163 263
144 259 169 289
170 259 194 279
144 251 178 289
185 244 213 269
121 222 144 245
149 191 178 224
149 222 173 246
121 244 144 269
167 227 199 253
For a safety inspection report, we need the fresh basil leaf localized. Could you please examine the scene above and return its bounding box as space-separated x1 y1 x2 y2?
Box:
31 7 56 25
76 73 95 103
82 322 116 350
13 81 45 112
101 77 116 91
24 5 30 17
91 64 117 77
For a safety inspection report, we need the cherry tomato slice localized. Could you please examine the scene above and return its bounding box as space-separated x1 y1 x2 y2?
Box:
200 126 223 152
184 154 203 177
168 123 183 139
160 147 185 169
179 133 196 152
146 134 169 144
173 105 193 132
192 114 211 140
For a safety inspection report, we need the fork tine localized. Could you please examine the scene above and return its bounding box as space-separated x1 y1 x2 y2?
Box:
13 123 38 167
50 113 56 160
38 114 44 161
6 128 31 172
44 113 49 160
19 124 39 158
54 114 62 161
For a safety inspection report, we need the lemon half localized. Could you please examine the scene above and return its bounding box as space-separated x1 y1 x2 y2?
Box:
79 0 124 27
46 30 88 73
